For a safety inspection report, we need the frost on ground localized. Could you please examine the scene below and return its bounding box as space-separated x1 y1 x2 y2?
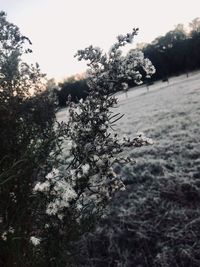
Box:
65 71 200 267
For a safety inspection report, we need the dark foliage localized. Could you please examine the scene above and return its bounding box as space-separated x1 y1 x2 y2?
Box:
143 22 200 81
57 79 89 106
0 11 59 267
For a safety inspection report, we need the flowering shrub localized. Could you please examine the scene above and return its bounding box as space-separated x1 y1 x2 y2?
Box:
32 28 154 266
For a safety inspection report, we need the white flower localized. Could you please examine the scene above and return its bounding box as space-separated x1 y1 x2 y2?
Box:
57 213 64 220
46 168 59 180
30 236 41 246
137 132 154 144
1 232 7 241
120 185 126 191
1 227 15 241
0 73 5 79
96 158 104 167
46 179 77 216
146 138 154 145
46 202 58 215
82 164 90 174
33 181 50 192
8 227 14 234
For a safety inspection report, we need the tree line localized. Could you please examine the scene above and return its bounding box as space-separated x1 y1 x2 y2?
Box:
57 17 200 106
142 18 200 81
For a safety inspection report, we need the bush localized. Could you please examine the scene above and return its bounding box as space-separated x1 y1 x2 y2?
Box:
0 11 59 266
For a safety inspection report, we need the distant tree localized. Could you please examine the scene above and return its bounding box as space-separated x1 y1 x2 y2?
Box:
58 78 89 105
189 17 200 36
142 20 200 80
63 75 77 83
174 24 187 39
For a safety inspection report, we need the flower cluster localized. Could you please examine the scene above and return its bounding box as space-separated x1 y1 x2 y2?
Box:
33 168 77 217
119 49 156 85
75 28 155 93
30 236 41 246
1 227 14 241
65 94 126 211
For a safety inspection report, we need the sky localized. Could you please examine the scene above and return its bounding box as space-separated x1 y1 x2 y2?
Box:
1 0 200 81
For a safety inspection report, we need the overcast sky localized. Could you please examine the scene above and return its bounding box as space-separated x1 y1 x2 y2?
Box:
1 0 200 81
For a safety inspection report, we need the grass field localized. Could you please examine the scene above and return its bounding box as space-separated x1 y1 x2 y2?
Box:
70 71 200 266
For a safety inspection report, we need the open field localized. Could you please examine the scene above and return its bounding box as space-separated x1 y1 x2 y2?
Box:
68 71 200 266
